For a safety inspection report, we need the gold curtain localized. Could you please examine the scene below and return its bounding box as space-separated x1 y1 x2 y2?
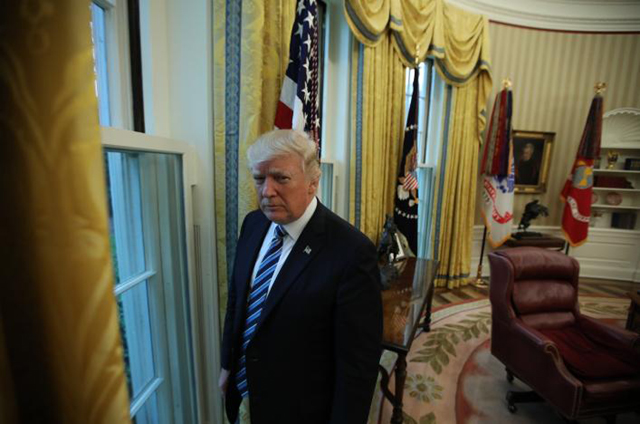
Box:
345 0 492 288
431 82 485 288
0 1 130 423
389 0 441 64
432 6 491 288
435 3 490 84
345 0 490 72
344 0 402 46
213 0 296 314
349 35 407 243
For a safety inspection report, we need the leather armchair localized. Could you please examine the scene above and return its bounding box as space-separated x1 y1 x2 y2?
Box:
488 247 640 422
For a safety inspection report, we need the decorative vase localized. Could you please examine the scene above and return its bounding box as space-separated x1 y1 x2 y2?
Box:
607 150 619 169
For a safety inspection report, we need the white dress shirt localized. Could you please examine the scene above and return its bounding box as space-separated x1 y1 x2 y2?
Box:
250 197 318 296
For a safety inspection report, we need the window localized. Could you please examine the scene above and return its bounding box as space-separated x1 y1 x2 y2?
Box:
103 130 198 424
91 3 111 126
318 161 335 210
316 1 335 212
90 0 134 130
91 2 199 422
404 60 435 165
407 60 446 259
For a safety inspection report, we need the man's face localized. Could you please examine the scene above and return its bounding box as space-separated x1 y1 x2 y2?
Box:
522 143 534 161
252 153 318 224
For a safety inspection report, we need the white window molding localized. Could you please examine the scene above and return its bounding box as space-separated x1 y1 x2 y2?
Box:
93 0 133 129
102 126 200 423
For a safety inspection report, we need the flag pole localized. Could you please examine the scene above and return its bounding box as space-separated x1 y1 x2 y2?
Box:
474 226 488 286
414 43 420 148
562 81 607 255
474 78 513 287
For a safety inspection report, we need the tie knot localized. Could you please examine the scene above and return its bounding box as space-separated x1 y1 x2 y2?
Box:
275 225 286 239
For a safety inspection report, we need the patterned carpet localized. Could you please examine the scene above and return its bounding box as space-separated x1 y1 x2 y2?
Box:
370 279 639 424
431 278 638 310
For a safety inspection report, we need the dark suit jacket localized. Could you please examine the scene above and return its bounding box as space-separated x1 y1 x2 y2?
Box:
221 201 383 424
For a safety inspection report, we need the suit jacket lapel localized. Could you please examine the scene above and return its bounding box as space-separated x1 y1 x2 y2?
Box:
236 214 271 307
255 202 327 334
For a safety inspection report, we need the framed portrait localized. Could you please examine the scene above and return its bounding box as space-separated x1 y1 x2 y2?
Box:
513 130 555 194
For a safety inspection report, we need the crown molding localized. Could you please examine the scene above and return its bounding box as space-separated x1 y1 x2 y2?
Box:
448 0 640 32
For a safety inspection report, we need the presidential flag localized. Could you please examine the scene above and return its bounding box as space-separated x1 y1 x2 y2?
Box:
561 93 603 247
393 68 420 254
480 86 515 248
274 0 321 152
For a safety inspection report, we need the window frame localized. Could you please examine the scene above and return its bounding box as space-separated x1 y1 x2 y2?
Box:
404 60 437 167
318 161 337 211
93 0 134 130
93 0 204 419
102 127 200 423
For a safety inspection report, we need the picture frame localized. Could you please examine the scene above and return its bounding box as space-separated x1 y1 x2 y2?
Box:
624 158 640 171
513 130 555 194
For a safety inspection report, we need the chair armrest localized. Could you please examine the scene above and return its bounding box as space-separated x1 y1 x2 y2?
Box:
502 320 583 417
512 321 553 349
510 321 581 386
577 315 640 353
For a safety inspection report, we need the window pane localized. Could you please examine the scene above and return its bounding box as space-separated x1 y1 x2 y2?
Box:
133 392 159 424
319 162 333 210
104 142 197 422
118 280 156 400
90 3 111 126
106 151 147 283
404 61 433 165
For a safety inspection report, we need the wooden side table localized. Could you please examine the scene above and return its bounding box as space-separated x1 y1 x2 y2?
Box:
379 258 439 424
625 291 640 333
504 234 566 251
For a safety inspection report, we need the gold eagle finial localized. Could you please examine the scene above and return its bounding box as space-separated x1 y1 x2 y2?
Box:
594 82 607 94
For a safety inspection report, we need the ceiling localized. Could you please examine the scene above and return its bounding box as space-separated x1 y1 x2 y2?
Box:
448 0 640 32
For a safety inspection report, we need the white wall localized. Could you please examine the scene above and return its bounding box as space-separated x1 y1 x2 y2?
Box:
321 0 353 220
139 0 222 423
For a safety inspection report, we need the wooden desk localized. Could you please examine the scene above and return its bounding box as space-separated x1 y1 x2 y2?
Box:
379 258 439 424
626 291 640 333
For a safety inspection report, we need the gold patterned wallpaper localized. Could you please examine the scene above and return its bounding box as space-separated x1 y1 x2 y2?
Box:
475 22 640 226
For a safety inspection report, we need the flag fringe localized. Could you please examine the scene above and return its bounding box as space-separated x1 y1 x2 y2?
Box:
480 209 512 248
561 229 589 248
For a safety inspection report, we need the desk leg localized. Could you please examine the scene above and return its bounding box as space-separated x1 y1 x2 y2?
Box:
422 284 435 333
390 353 407 424
626 301 639 331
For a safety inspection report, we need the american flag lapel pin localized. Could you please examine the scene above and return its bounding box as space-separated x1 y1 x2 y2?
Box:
304 246 312 255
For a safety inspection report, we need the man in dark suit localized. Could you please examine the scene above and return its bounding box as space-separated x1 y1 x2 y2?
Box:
219 130 383 424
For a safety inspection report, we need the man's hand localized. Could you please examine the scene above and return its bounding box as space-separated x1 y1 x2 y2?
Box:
219 368 230 397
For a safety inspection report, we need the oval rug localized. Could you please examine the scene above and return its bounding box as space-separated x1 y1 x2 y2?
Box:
374 296 636 424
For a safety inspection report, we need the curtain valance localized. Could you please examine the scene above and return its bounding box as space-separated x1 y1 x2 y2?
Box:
344 0 403 46
345 0 491 87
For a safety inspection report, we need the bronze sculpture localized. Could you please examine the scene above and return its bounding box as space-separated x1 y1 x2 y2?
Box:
514 200 549 239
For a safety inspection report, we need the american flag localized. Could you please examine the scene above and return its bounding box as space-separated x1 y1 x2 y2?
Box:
274 0 321 153
403 171 418 191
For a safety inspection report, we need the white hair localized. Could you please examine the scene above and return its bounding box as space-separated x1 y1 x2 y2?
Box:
247 130 321 180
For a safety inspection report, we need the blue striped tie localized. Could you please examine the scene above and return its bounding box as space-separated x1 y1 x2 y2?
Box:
236 225 286 397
